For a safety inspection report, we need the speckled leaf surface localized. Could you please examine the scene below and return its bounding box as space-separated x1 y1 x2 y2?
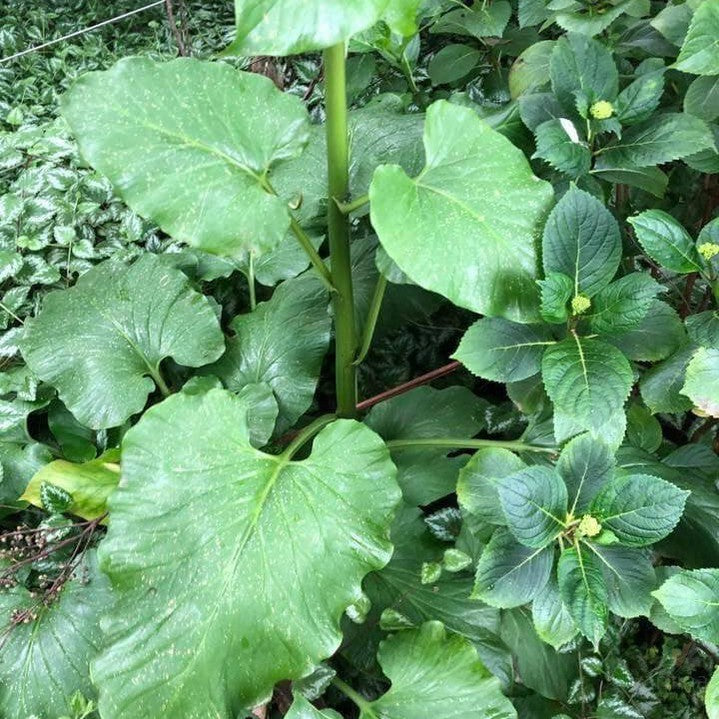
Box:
93 389 400 718
61 57 310 257
682 347 719 417
205 274 330 433
20 255 225 429
363 622 517 719
370 100 554 322
0 552 111 719
228 0 388 56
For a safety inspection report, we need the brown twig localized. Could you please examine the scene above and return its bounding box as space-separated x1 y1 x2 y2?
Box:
164 0 187 56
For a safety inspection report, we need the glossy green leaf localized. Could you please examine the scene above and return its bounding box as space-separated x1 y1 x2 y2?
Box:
590 165 668 197
453 318 555 383
686 310 719 347
591 545 656 618
532 577 578 650
708 667 719 719
542 186 622 298
62 58 310 258
589 474 689 546
685 75 719 122
47 401 96 463
653 568 719 642
428 44 482 85
586 273 664 335
557 543 608 647
557 433 614 515
639 344 695 412
541 336 633 440
615 70 665 125
286 695 340 719
205 274 330 433
363 621 517 719
611 300 686 362
625 403 662 453
93 389 400 717
0 441 52 506
674 0 719 74
509 41 555 98
227 0 388 56
370 100 554 322
682 347 719 416
432 2 512 38
21 449 120 520
20 255 225 429
538 272 573 324
533 118 592 178
0 552 111 719
497 466 568 548
628 210 702 273
474 528 554 608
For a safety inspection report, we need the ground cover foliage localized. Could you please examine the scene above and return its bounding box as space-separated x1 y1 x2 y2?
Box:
1 0 719 717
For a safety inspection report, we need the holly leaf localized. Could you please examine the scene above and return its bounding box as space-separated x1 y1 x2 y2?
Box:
557 433 615 515
653 568 719 642
93 389 400 717
558 543 608 647
497 466 568 548
0 552 111 719
474 528 554 608
61 58 309 258
361 622 517 719
589 474 689 546
205 274 330 433
227 0 388 56
20 255 225 429
541 336 633 439
453 318 556 383
682 347 719 417
628 210 703 273
674 0 719 75
370 100 554 322
542 186 622 298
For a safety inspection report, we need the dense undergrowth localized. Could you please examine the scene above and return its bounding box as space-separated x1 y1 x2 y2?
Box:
1 1 719 718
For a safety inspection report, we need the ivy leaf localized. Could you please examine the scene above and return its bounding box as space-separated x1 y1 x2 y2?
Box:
532 577 578 650
0 552 111 719
362 621 517 719
542 186 622 298
558 543 608 647
682 347 719 417
557 433 614 515
628 210 702 273
20 449 120 521
473 528 554 608
93 389 400 717
586 273 664 335
370 100 554 322
20 255 225 429
589 474 689 546
598 113 714 167
533 118 592 178
458 448 527 531
227 0 387 56
205 274 330 433
61 58 309 257
497 466 568 548
591 545 656 618
453 318 555 383
541 336 633 440
674 0 719 75
653 568 719 642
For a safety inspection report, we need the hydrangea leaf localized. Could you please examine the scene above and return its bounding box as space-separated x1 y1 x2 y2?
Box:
615 70 665 125
682 347 719 417
20 255 225 429
639 344 695 413
538 272 573 324
362 621 517 719
628 210 703 273
653 568 719 642
684 75 719 122
227 0 388 56
674 0 719 75
370 100 554 322
205 274 330 433
0 552 111 719
453 318 555 383
611 300 686 362
532 577 578 650
61 57 309 257
589 474 689 546
557 433 614 515
93 389 401 718
542 186 622 298
533 118 592 178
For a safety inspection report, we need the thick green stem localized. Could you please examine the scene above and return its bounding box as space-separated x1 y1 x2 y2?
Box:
149 365 171 397
324 42 357 418
336 193 369 215
354 274 387 366
331 677 377 718
248 253 257 311
281 414 336 461
385 438 558 454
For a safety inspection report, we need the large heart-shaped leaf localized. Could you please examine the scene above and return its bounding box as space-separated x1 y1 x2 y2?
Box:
227 0 389 56
0 552 111 719
20 255 225 429
61 57 309 257
370 100 554 322
93 389 400 718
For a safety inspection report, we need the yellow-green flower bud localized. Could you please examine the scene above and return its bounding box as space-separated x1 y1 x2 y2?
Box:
578 515 602 538
572 294 591 315
590 100 614 120
698 242 719 261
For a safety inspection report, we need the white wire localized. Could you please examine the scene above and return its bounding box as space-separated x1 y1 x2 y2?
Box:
0 0 166 64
